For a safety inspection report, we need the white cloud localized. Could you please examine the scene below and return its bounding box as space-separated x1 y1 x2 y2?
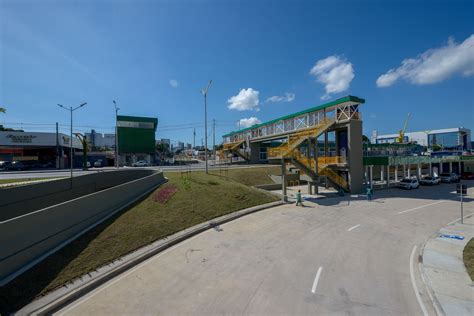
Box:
376 35 474 87
227 88 260 111
266 92 295 103
169 79 179 88
238 117 261 128
310 55 355 100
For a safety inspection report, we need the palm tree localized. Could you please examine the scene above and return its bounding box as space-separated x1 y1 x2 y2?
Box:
0 107 5 113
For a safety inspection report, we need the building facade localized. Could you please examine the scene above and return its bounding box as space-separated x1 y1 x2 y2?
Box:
117 115 158 165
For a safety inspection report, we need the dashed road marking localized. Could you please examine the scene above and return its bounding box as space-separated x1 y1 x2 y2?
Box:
347 224 361 232
311 267 323 294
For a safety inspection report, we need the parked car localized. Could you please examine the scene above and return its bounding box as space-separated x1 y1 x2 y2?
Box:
132 160 148 167
419 176 441 185
0 161 12 170
7 161 29 171
397 178 420 190
93 160 103 167
86 161 91 168
461 172 474 180
439 173 460 183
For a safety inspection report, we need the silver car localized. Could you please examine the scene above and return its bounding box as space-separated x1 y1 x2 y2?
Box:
397 178 420 190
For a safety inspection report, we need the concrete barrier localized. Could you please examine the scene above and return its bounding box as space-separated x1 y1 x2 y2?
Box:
0 169 155 221
0 170 165 285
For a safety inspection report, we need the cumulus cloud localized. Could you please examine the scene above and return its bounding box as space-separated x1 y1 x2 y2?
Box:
266 92 295 103
169 79 179 88
227 88 260 111
310 55 355 100
238 117 261 128
376 35 474 87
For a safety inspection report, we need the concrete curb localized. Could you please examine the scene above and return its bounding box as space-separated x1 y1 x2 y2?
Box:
419 213 474 316
18 200 284 315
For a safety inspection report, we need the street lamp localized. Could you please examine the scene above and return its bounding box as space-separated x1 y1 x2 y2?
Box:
113 100 120 168
201 80 212 174
57 102 87 185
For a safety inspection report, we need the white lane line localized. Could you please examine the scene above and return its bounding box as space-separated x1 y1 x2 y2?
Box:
410 246 428 316
347 224 361 232
311 267 323 294
397 200 446 215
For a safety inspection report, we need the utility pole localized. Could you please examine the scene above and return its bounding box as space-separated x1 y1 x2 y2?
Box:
200 80 212 174
113 100 120 168
212 119 216 159
56 122 59 169
193 128 196 148
57 102 87 187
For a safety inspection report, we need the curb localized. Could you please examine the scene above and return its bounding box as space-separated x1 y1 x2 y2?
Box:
19 200 284 315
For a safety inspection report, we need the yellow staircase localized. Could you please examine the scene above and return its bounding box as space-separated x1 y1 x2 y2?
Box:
267 118 335 159
223 139 249 161
293 152 349 191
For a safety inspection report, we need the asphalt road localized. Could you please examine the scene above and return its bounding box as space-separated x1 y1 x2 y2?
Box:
56 183 473 315
0 163 274 180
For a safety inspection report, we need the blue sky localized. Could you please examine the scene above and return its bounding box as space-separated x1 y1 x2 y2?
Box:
1 0 473 146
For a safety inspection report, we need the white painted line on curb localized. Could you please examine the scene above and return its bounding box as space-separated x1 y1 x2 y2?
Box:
398 200 445 215
347 224 360 232
410 245 428 316
311 267 323 294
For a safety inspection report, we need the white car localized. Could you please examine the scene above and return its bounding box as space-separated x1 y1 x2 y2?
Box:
397 178 420 190
132 160 148 167
439 173 459 183
419 176 441 185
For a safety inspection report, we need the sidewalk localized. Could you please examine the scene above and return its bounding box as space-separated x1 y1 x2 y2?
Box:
421 214 474 316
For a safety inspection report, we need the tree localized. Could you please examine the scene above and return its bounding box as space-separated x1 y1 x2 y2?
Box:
0 107 5 113
362 134 370 144
74 133 89 170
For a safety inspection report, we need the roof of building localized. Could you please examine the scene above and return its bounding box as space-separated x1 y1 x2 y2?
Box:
222 95 365 137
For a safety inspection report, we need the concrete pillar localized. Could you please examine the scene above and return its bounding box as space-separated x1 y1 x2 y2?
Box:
386 165 390 187
369 165 374 189
281 159 287 202
417 163 421 178
308 182 313 195
347 120 364 193
395 165 398 182
380 165 384 182
407 164 411 178
458 161 462 175
449 162 452 173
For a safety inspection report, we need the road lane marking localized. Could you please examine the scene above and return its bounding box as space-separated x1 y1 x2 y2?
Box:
347 224 360 232
410 246 428 316
311 267 323 294
397 200 446 215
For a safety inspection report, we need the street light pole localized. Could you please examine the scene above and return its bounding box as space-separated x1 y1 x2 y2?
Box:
201 80 212 174
113 100 120 168
58 102 87 186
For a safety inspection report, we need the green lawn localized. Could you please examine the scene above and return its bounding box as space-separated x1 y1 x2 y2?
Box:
0 177 62 186
207 165 281 186
463 238 474 281
0 169 279 313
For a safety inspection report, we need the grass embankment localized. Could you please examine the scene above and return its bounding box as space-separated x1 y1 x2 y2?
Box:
0 177 62 186
463 238 474 281
207 165 280 186
0 168 279 312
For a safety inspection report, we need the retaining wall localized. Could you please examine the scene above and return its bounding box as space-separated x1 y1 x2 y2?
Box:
0 169 165 285
0 169 155 221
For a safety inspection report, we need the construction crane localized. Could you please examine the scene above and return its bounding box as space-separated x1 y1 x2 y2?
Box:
397 112 411 143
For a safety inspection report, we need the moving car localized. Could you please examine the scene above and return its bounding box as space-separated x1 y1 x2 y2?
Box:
396 178 420 190
419 176 441 185
0 161 11 170
132 160 148 167
7 161 29 171
439 173 460 183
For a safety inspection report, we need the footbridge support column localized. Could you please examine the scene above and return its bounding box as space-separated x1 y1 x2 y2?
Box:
348 120 363 193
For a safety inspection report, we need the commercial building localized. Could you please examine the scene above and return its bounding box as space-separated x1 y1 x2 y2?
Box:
117 115 158 165
0 131 81 167
85 130 116 150
372 127 471 150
